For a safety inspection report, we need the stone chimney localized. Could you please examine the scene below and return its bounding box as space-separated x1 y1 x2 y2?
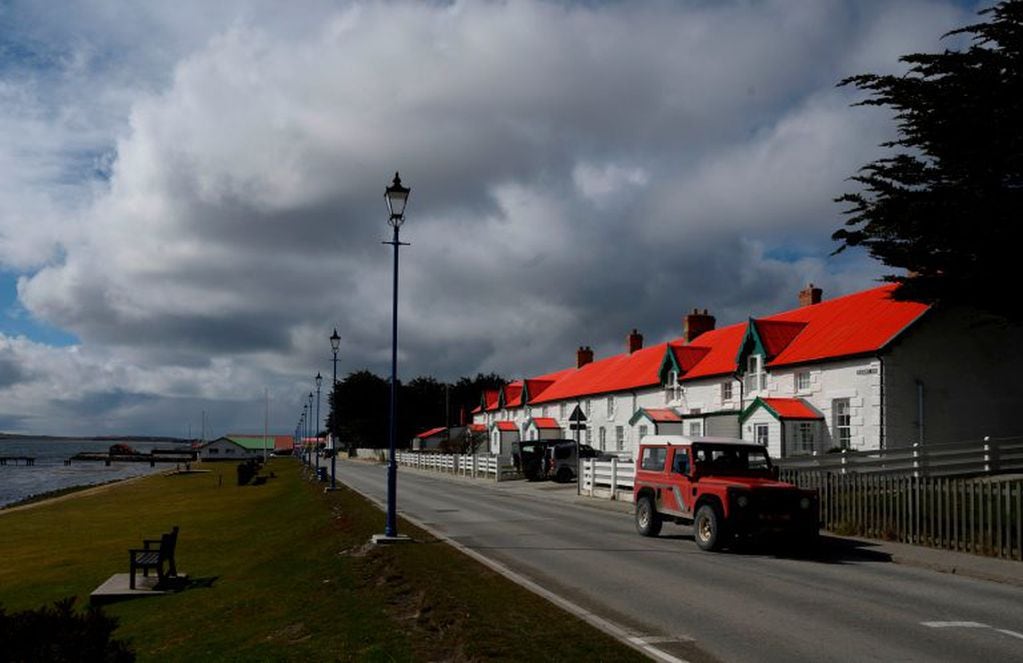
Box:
576 346 594 368
683 309 715 343
799 283 823 307
627 329 643 354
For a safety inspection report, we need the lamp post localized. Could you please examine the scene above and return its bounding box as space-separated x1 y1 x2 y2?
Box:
315 373 322 478
302 404 308 466
382 172 410 540
330 328 341 490
308 391 315 473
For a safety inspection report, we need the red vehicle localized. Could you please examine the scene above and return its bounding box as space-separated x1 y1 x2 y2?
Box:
633 436 819 551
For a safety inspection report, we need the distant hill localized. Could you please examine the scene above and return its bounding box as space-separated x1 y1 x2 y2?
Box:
0 432 191 443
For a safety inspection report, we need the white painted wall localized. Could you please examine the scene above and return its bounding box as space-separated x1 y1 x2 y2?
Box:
198 438 257 461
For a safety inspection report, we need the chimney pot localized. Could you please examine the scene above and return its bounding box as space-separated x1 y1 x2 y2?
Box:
683 309 716 343
627 329 644 354
799 283 823 307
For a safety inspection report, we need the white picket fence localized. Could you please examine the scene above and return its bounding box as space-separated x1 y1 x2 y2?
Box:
394 451 514 480
580 458 636 502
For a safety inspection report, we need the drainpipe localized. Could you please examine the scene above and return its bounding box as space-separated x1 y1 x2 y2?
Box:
735 373 744 440
877 356 885 450
915 379 925 446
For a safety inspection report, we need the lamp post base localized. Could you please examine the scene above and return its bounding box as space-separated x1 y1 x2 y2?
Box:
371 533 412 545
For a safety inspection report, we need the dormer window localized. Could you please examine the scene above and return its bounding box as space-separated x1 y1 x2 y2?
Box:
664 370 682 404
744 354 766 393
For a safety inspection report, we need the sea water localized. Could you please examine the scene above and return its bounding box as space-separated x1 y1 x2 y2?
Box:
0 438 188 508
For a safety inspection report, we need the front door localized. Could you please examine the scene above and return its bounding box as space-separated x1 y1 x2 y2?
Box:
659 447 694 517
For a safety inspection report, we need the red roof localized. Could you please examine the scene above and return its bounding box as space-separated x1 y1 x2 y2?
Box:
503 381 524 408
482 389 501 412
532 342 668 403
638 408 682 423
679 323 747 381
471 405 482 414
758 398 822 420
754 320 808 359
273 435 294 451
763 285 928 367
494 421 518 432
415 426 447 439
529 417 562 430
468 423 486 433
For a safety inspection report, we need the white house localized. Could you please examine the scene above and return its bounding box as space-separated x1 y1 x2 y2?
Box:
198 436 262 461
470 284 1023 459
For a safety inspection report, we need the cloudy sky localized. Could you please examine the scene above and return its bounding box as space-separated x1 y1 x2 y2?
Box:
0 0 979 437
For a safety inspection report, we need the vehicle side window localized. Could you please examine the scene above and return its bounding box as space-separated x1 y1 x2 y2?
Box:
672 450 690 475
640 446 667 471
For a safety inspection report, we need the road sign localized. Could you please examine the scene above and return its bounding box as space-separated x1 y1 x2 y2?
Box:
568 405 587 423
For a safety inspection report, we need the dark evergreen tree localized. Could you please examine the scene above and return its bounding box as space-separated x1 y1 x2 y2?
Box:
834 1 1023 319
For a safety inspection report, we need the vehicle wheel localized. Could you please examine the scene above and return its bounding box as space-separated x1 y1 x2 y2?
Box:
635 496 662 537
556 467 574 483
694 504 727 551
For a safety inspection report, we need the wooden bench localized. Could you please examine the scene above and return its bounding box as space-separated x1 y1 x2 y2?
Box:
129 526 179 589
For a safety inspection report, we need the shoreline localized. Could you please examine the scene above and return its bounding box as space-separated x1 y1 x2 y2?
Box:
0 474 152 515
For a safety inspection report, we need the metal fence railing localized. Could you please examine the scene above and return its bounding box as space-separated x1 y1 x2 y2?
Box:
775 437 1023 477
781 470 1023 561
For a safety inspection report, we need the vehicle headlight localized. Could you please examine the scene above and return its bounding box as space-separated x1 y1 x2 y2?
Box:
799 497 811 510
736 495 749 508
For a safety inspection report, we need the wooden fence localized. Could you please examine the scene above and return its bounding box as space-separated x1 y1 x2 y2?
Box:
579 458 636 502
781 470 1023 561
394 452 515 481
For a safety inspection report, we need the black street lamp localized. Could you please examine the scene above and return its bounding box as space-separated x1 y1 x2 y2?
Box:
315 373 322 478
382 172 410 541
301 405 307 465
308 391 315 473
329 328 341 490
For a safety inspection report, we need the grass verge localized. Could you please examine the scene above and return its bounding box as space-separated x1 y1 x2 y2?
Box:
0 460 643 661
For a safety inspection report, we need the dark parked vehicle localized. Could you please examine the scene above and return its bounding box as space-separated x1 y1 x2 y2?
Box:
547 440 611 482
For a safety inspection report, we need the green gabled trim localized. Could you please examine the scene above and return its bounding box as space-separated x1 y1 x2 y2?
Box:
734 318 766 373
738 397 780 424
520 382 531 404
628 409 651 426
658 347 683 384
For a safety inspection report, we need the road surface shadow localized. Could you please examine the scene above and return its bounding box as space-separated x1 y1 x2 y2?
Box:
726 535 892 564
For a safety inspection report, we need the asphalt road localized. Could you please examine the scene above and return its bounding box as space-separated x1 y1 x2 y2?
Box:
335 462 1023 663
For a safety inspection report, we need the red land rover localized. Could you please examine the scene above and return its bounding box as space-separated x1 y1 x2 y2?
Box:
633 435 819 551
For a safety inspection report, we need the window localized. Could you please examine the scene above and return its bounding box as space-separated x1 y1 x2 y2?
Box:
745 354 766 392
542 405 549 418
599 427 607 450
585 399 592 416
559 402 566 419
209 448 219 455
606 396 615 418
688 420 703 437
754 423 769 446
796 371 811 392
638 425 649 441
615 425 624 451
641 446 667 471
672 450 690 475
833 398 851 449
794 422 816 455
721 381 733 402
585 427 592 445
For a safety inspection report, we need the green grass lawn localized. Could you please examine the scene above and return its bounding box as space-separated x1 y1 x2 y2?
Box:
0 461 643 661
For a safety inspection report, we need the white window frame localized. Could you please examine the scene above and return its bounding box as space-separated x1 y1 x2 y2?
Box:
615 425 624 451
796 371 811 392
638 424 649 441
606 396 615 418
721 381 733 402
794 421 816 455
665 370 682 404
688 420 704 437
599 427 607 451
754 423 769 446
585 399 592 417
559 402 566 419
833 398 852 449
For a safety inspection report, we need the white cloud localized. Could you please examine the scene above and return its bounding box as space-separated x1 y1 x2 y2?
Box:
0 0 975 435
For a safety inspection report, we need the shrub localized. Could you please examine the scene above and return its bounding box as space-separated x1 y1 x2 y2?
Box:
0 597 135 662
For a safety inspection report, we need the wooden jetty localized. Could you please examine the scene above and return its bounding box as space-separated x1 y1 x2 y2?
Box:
0 456 36 466
68 449 196 467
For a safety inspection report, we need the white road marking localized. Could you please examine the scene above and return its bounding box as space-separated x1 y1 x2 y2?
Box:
922 621 1023 642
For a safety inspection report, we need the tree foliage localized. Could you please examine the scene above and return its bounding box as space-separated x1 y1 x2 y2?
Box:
325 370 506 450
834 1 1023 319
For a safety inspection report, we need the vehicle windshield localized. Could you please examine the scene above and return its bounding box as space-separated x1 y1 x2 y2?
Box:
692 444 772 476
